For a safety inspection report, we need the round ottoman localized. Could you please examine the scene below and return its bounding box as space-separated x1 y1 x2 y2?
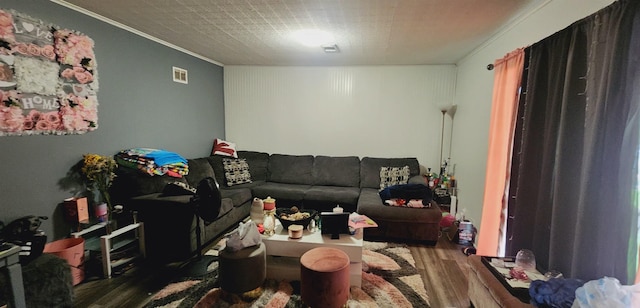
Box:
300 247 350 308
218 242 266 294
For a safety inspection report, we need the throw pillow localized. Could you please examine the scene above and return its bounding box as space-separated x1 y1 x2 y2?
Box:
211 138 238 158
223 158 252 186
379 165 410 190
161 181 196 196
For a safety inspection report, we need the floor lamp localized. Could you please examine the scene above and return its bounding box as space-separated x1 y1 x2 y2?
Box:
438 104 457 173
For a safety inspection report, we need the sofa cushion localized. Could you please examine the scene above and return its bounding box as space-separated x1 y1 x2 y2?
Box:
238 151 270 181
360 157 420 189
220 187 253 208
223 158 252 186
312 156 360 187
185 157 217 187
379 165 410 190
304 186 360 211
268 154 314 185
251 182 310 201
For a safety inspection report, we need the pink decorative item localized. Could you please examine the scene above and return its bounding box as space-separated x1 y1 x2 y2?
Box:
262 196 275 210
95 202 108 222
440 213 455 228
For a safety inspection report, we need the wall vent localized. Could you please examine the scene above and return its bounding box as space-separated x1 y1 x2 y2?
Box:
172 66 188 84
322 44 340 53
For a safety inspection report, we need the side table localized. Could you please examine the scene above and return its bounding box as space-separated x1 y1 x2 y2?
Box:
0 243 26 308
467 255 534 307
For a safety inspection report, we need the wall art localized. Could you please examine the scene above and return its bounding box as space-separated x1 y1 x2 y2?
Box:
0 8 99 136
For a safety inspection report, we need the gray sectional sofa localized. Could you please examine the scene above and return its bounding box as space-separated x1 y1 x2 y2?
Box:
111 150 443 264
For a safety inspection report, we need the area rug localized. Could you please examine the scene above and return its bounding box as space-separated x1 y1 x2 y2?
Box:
145 241 430 308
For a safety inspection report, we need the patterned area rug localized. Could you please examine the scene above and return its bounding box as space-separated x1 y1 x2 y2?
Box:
146 241 430 307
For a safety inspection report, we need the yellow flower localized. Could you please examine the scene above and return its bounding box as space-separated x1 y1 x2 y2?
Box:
81 153 117 209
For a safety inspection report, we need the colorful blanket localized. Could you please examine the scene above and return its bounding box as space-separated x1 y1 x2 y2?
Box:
116 148 188 177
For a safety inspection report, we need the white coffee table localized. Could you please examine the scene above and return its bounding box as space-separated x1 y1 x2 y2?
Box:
261 220 364 287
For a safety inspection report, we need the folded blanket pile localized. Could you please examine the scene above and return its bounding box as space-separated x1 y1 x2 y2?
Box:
115 148 188 177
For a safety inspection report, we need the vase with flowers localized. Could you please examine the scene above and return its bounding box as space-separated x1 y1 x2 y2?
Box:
81 153 117 232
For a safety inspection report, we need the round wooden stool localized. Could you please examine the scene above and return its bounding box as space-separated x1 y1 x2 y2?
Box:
218 242 266 294
300 247 350 308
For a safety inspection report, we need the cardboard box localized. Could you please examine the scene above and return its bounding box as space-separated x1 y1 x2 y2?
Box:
63 197 89 223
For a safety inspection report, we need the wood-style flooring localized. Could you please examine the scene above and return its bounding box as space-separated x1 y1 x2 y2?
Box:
73 230 472 308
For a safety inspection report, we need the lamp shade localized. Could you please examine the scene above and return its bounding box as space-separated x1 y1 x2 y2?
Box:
447 104 457 117
438 102 452 112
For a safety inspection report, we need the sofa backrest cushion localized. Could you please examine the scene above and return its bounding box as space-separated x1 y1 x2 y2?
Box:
312 155 360 187
237 151 270 182
207 151 269 187
268 154 314 185
360 157 420 189
185 158 217 187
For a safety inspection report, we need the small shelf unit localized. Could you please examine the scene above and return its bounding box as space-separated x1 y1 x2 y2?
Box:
71 222 146 278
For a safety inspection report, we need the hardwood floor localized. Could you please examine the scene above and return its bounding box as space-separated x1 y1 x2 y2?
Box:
413 232 471 308
73 230 472 308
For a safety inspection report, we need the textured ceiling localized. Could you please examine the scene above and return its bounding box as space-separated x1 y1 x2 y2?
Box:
57 0 539 66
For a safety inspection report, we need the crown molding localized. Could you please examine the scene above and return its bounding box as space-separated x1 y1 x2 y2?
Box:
50 0 224 67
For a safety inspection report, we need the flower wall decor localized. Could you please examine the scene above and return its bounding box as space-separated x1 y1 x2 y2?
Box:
0 8 99 136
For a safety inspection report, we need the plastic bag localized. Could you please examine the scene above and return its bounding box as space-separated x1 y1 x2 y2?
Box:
224 221 262 252
572 277 640 308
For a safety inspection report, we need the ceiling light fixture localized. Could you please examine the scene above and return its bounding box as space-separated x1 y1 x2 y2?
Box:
293 29 334 47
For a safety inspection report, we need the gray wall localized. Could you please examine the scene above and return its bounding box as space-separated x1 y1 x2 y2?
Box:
0 0 225 239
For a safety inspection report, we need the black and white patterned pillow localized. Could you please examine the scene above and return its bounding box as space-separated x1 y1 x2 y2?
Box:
379 165 410 190
223 158 252 186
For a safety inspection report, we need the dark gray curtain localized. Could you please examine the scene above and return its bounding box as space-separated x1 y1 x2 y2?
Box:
506 0 640 284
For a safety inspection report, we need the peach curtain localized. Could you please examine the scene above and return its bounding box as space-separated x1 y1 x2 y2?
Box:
476 49 525 256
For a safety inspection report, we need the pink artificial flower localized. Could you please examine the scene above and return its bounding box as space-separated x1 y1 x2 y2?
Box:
75 71 93 84
14 43 28 55
35 119 51 130
74 116 89 131
27 44 40 57
41 45 56 61
0 10 15 44
27 110 41 122
0 106 24 132
54 30 95 67
22 119 34 130
61 68 74 80
0 90 20 107
0 64 11 81
44 111 61 126
59 94 97 131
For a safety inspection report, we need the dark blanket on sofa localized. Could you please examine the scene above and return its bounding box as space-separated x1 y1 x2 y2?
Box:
379 184 432 203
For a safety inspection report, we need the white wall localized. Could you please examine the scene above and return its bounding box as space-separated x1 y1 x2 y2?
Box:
223 0 615 234
453 0 615 230
224 65 456 171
